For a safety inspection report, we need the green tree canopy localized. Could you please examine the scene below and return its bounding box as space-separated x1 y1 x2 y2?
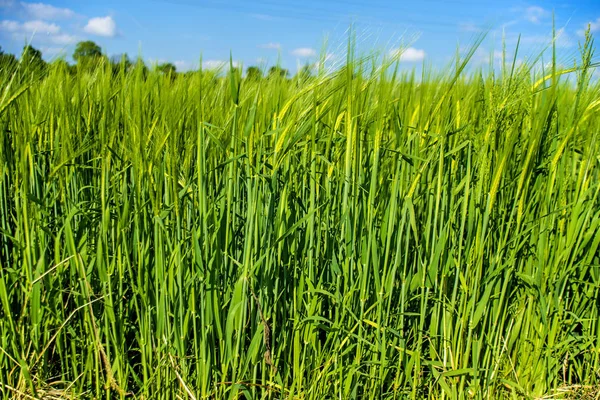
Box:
50 58 74 75
0 47 17 73
296 64 314 80
268 66 288 79
246 66 262 80
73 41 102 65
111 54 131 67
22 45 43 61
21 45 46 71
110 54 132 75
132 57 149 79
157 62 176 76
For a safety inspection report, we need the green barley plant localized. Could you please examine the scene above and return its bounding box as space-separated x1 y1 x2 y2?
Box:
0 29 599 399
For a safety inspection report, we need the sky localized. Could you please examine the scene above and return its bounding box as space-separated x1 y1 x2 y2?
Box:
0 0 599 73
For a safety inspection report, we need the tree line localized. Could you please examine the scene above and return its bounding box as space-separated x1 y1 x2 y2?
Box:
0 40 312 80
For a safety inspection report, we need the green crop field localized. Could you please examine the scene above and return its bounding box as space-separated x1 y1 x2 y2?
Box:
0 32 599 399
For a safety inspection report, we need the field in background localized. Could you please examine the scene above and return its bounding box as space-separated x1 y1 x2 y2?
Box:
1 33 600 399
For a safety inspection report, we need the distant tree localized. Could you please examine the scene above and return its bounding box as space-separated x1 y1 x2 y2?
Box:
157 62 176 76
230 65 243 79
268 65 288 79
110 53 132 76
22 45 43 61
21 45 46 71
296 64 313 80
0 47 17 74
246 66 262 80
132 57 149 79
50 58 74 75
73 41 102 67
111 53 132 68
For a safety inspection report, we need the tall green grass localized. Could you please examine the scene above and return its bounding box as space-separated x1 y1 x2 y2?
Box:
0 33 599 399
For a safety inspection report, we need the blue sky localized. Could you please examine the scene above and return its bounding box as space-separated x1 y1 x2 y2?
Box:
1 0 599 73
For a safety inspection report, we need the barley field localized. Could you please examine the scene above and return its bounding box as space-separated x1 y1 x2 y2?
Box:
0 34 599 399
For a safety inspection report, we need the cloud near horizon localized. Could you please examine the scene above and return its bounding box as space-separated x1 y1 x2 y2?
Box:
174 60 194 72
84 16 117 37
577 17 600 37
259 42 281 50
0 18 78 45
390 47 426 62
291 47 316 57
202 59 240 70
21 2 76 20
524 6 548 24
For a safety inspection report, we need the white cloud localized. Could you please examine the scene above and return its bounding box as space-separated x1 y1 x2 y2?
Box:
174 60 197 72
291 47 316 58
41 46 66 56
202 60 224 69
250 13 275 21
459 22 482 33
84 16 117 37
519 28 573 48
315 52 336 64
48 32 77 44
148 59 201 73
401 48 426 62
0 20 20 32
22 19 60 34
554 28 573 47
471 48 504 66
0 19 76 45
473 48 490 65
147 58 166 66
390 47 426 62
524 6 548 24
20 2 75 20
473 47 528 68
312 52 339 73
259 42 281 50
577 17 600 37
202 59 239 70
